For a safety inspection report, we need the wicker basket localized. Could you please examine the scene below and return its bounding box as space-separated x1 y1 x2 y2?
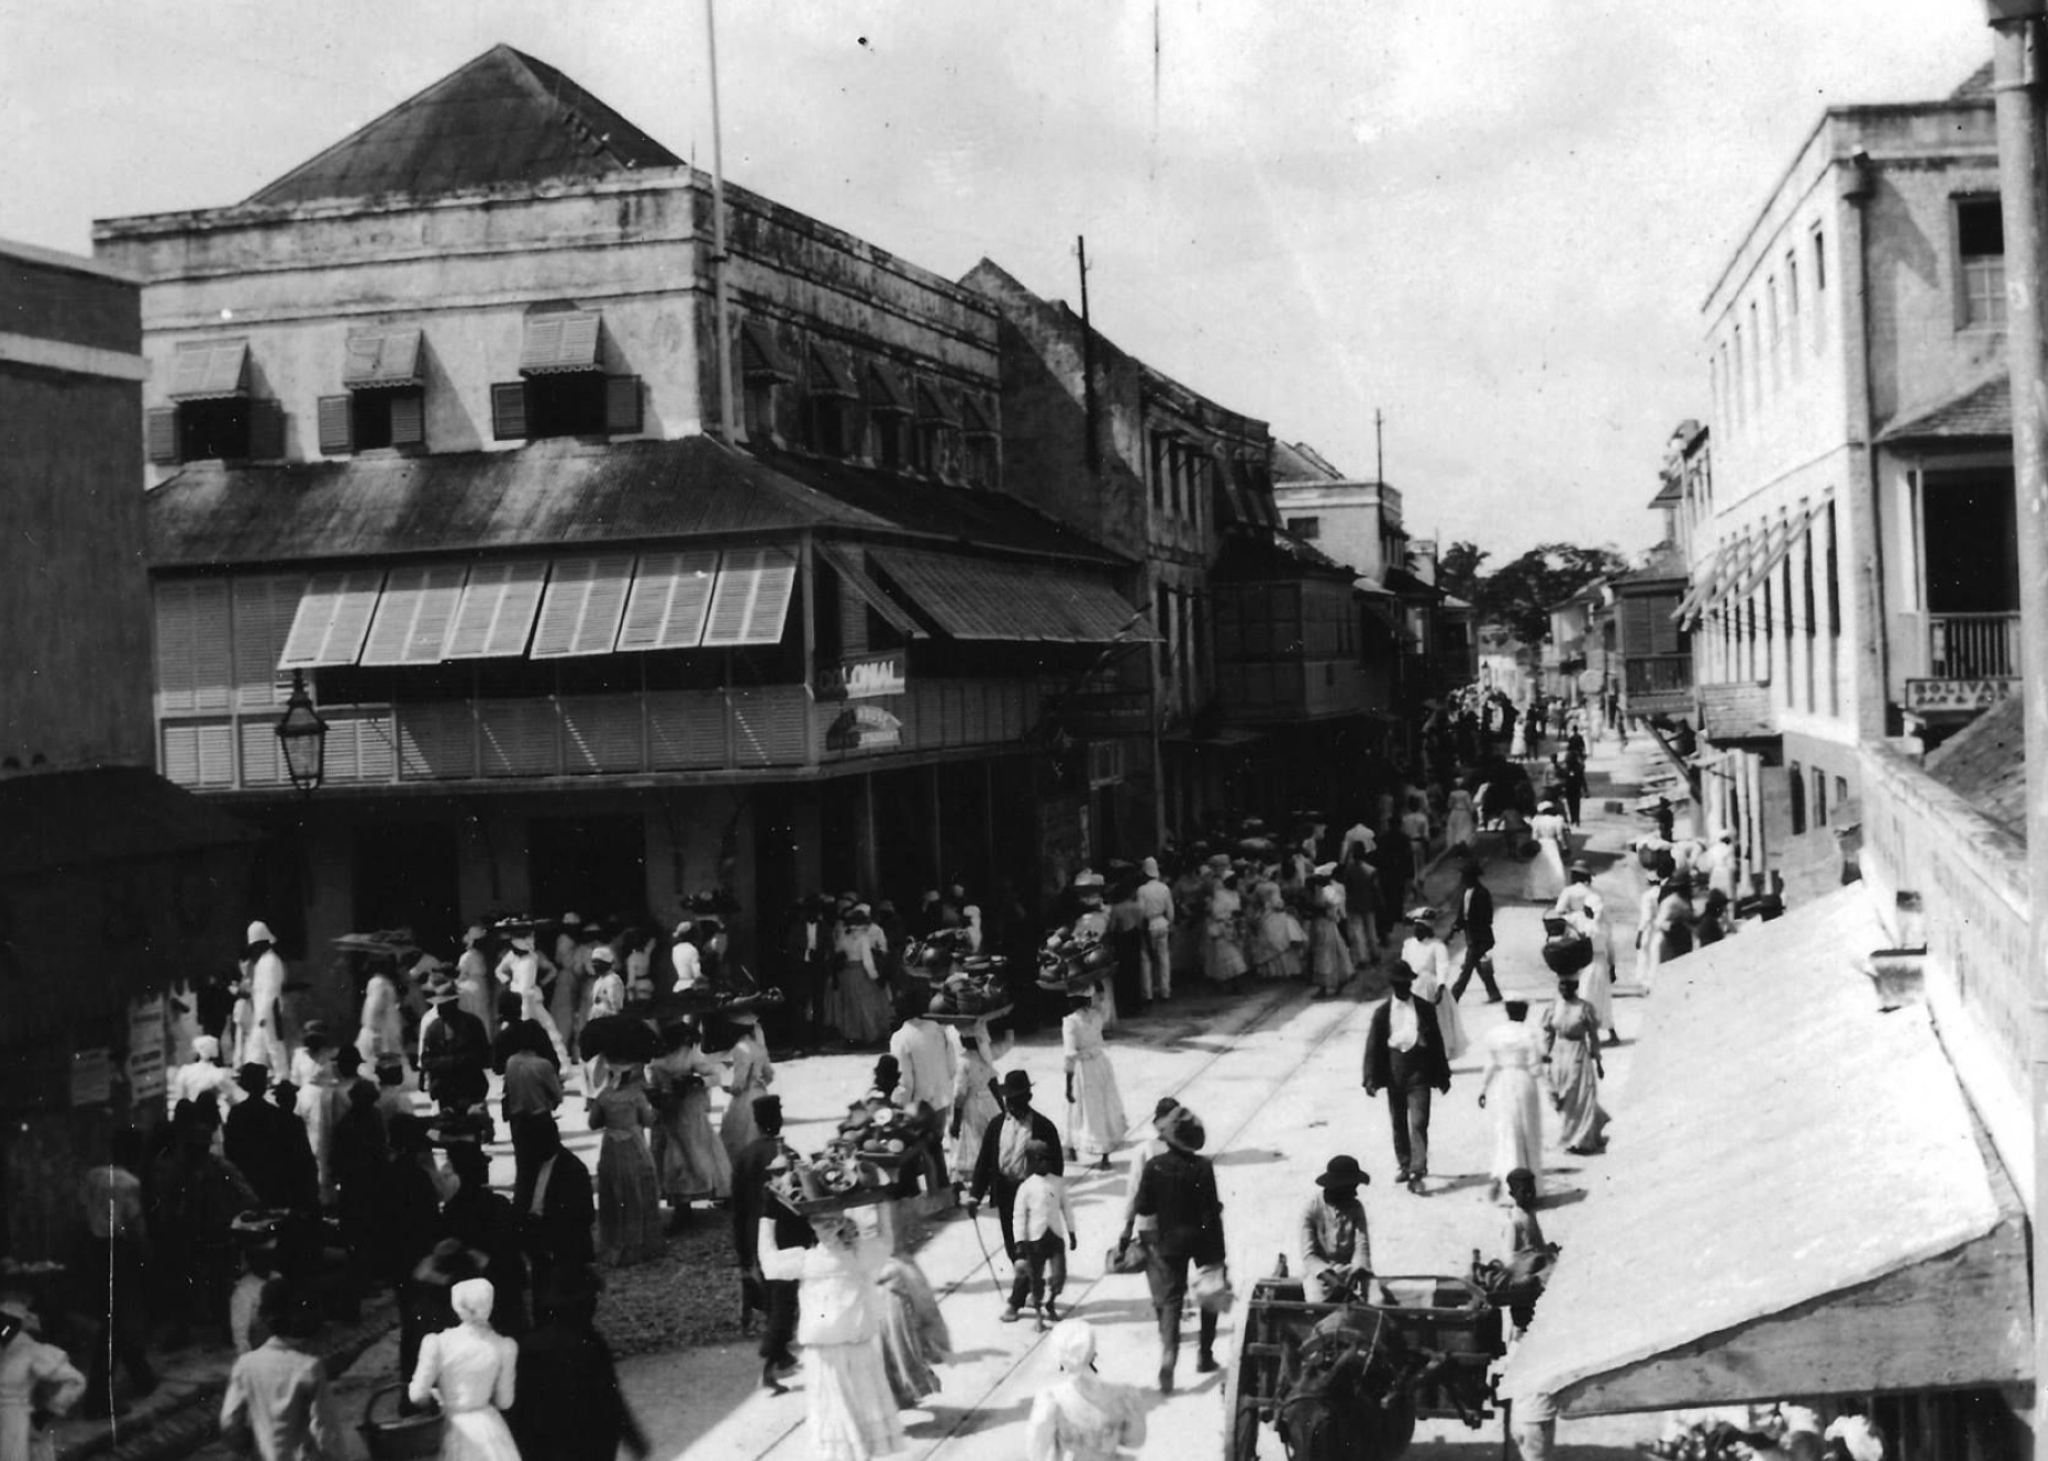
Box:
357 1385 443 1461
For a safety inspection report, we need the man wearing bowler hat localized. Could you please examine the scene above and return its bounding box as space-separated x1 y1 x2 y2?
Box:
1363 963 1453 1193
1300 1155 1374 1301
967 1070 1064 1320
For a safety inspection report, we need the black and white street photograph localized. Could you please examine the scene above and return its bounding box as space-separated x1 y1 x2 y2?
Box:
0 3 2037 1460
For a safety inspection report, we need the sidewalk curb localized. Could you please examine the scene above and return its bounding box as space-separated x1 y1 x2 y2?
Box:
59 1302 397 1461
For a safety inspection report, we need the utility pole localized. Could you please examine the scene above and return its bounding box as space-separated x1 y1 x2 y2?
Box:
1077 237 1099 472
1375 408 1385 484
1982 8 2048 1457
705 0 737 445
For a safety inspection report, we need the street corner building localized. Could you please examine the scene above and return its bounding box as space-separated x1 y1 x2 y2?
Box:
88 43 1467 1025
1 238 261 1258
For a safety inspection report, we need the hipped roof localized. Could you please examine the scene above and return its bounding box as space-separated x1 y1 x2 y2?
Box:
247 45 680 207
1879 373 2011 443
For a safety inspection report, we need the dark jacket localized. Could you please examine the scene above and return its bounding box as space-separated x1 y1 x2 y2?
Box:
968 1107 1064 1201
511 1320 647 1461
514 1148 596 1276
1362 996 1452 1094
1451 882 1495 952
422 1005 490 1104
1133 1148 1225 1265
731 1134 786 1270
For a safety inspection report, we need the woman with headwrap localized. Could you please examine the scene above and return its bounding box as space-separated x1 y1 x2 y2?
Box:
408 1276 520 1461
1400 909 1467 1061
758 1210 905 1461
948 1020 1005 1185
1306 866 1353 998
1024 1318 1146 1461
357 959 407 1068
1551 862 1616 1043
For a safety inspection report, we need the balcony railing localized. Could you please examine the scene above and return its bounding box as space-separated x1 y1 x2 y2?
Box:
1624 654 1694 695
1929 613 2020 680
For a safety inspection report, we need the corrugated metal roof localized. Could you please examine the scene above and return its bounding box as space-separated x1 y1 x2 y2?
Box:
246 45 680 207
1879 373 2010 442
869 546 1149 643
1925 694 2024 840
148 437 1125 570
0 766 259 880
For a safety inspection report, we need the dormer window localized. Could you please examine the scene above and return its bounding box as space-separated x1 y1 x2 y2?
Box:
146 336 285 464
865 363 912 469
803 346 859 458
490 309 640 441
959 393 998 488
319 327 425 453
913 381 961 479
738 319 795 443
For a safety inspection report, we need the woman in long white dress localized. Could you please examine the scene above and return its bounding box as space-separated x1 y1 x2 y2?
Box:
1398 910 1465 1061
1244 880 1302 981
1527 803 1570 902
829 908 897 1048
1550 864 1616 1043
1204 874 1248 986
1024 1318 1147 1461
719 1013 774 1161
1444 787 1480 853
408 1277 521 1461
1477 1001 1544 1205
356 965 406 1068
759 1211 906 1461
1063 994 1128 1169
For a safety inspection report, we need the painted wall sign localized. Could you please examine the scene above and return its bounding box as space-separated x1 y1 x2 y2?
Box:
70 1047 111 1107
1904 678 2018 713
825 704 903 751
815 650 907 701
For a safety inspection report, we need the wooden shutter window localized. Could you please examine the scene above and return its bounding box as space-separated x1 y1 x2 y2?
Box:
491 382 529 441
604 375 642 435
247 399 286 460
145 407 180 464
317 395 353 455
389 390 426 448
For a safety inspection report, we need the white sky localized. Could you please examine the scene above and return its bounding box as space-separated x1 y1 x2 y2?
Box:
0 0 1994 559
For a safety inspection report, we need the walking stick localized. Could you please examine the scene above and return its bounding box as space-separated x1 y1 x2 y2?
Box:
966 1206 1006 1295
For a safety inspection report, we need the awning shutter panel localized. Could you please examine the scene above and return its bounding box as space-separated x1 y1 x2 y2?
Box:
247 400 285 461
520 311 603 375
869 547 1151 643
167 338 250 400
915 381 961 427
278 569 387 668
317 395 353 455
615 550 722 652
232 575 304 709
155 579 233 715
816 542 922 638
341 327 424 388
530 554 637 658
444 561 549 659
702 546 798 647
866 363 911 414
739 320 795 382
358 564 468 666
959 393 996 435
808 347 858 398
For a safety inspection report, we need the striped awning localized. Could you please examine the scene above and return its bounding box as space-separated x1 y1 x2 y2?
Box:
869 546 1153 643
342 328 424 389
167 338 250 400
519 311 602 376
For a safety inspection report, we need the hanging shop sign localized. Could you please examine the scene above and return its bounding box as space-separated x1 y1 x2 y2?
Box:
70 1047 111 1107
815 650 907 702
1904 678 2018 713
826 704 903 751
126 994 168 1103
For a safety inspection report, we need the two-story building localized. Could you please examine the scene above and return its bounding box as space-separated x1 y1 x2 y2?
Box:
961 261 1390 838
96 46 1151 1017
0 238 254 1257
1681 67 2011 881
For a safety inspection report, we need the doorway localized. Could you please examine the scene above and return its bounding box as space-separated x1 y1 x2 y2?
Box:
352 818 460 945
527 814 647 924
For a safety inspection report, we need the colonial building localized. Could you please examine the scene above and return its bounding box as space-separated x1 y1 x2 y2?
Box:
0 238 254 1256
95 46 1149 1019
961 261 1393 834
1681 67 2011 882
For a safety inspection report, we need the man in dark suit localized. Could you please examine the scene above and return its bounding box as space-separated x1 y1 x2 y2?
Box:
1363 963 1453 1192
511 1116 594 1301
731 1094 803 1384
779 896 831 1052
1449 861 1503 1003
967 1070 1064 1321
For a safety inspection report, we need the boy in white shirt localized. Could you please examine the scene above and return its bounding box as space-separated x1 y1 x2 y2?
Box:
1011 1140 1077 1330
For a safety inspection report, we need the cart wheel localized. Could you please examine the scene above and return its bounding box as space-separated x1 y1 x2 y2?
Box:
1222 1334 1260 1461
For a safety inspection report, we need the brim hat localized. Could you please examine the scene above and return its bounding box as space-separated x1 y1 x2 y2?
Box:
1387 961 1416 985
246 920 276 946
1316 1154 1369 1188
236 1063 270 1089
1159 1106 1207 1152
1405 906 1437 924
1313 862 1338 878
413 1237 491 1286
999 1069 1033 1099
590 945 617 967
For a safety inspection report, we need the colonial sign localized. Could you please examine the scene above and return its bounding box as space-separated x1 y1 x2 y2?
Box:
1904 678 2018 713
815 650 907 701
825 704 903 751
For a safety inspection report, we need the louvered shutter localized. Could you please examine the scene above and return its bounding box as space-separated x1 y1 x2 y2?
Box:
616 550 721 652
531 555 635 658
605 375 642 435
155 580 233 715
278 570 386 668
317 396 353 455
146 408 180 464
389 391 425 448
490 383 528 440
247 399 285 461
445 561 549 659
233 575 305 709
702 547 797 647
360 565 466 666
524 317 564 369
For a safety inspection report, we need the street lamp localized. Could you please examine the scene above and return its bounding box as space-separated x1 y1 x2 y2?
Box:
275 670 328 796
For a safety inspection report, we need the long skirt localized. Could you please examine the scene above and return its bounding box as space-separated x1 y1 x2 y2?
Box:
807 1338 908 1461
596 1131 664 1266
1431 986 1468 1062
827 966 895 1046
877 1256 949 1408
952 1082 999 1183
443 1405 522 1461
1490 1067 1543 1201
1246 910 1301 980
1550 1039 1608 1152
1203 925 1247 983
1309 916 1353 993
652 1088 732 1202
1528 841 1567 902
1445 807 1480 851
720 1077 769 1161
1067 1047 1127 1159
1579 933 1616 1038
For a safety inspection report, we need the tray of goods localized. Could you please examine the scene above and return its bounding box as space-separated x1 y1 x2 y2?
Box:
768 1150 897 1215
924 959 1010 1019
1036 937 1114 992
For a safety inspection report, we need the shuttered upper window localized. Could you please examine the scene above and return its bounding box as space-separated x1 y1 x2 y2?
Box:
615 550 722 652
702 547 798 647
490 375 641 440
530 555 637 658
445 561 550 660
278 570 387 668
168 339 250 400
358 564 467 666
519 311 603 375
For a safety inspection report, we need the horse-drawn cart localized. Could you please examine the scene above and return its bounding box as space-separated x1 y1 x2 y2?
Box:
1223 1268 1504 1461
